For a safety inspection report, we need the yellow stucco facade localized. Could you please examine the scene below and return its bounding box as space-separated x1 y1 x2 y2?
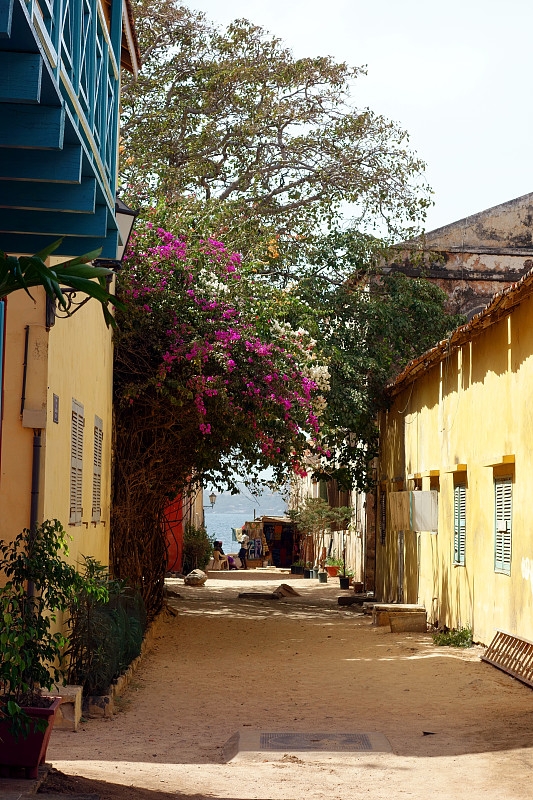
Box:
0 288 113 572
377 279 533 646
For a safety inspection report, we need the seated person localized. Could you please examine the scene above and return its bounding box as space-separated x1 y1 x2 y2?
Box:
213 540 229 569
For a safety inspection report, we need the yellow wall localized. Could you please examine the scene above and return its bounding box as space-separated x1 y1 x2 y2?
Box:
377 293 533 645
0 288 113 572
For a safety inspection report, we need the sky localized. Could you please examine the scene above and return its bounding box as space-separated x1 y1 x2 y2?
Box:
188 0 533 233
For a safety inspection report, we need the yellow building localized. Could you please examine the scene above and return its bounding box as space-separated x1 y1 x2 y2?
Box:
1 289 113 569
377 269 533 645
0 0 140 574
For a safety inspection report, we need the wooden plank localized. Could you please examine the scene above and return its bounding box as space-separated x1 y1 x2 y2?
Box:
0 178 96 213
0 230 119 258
0 52 42 102
0 146 82 183
0 205 108 237
482 630 533 690
0 103 64 150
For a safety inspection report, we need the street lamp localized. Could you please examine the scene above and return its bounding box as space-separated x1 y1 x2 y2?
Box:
46 196 140 326
114 196 140 267
204 492 217 509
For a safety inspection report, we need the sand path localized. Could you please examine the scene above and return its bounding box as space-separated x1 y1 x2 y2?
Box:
45 571 533 799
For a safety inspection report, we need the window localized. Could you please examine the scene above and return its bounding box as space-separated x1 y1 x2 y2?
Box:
453 484 466 565
92 415 103 523
379 491 386 545
70 399 84 525
494 478 512 574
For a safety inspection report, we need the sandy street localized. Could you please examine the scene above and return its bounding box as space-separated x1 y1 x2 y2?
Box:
44 571 533 800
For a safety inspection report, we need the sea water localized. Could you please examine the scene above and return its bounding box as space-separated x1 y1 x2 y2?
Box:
203 485 287 556
203 511 249 556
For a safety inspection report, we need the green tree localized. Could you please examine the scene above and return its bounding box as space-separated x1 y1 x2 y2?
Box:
111 214 327 616
122 2 430 240
290 265 464 490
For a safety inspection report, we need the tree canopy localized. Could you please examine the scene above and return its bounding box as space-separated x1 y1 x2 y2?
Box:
112 209 328 614
122 1 431 239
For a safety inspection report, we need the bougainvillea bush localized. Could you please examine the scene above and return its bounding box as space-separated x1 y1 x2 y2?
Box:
112 216 328 616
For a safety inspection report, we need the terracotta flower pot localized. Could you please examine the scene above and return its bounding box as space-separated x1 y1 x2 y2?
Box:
325 565 339 577
0 697 61 778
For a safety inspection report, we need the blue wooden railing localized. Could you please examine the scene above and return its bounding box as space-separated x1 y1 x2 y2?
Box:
0 0 124 258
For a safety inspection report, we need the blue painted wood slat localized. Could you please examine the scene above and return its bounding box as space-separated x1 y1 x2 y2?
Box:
0 204 108 236
0 0 13 37
0 177 96 212
0 51 42 103
0 146 82 183
0 103 65 149
0 230 119 258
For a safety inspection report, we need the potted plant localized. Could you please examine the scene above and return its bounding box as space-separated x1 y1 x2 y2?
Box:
339 574 350 590
325 556 343 578
291 559 304 575
304 561 313 578
0 520 105 778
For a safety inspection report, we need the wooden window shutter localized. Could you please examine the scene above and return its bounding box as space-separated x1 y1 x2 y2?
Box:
453 484 466 564
92 415 103 523
379 492 387 546
494 478 512 574
70 399 84 525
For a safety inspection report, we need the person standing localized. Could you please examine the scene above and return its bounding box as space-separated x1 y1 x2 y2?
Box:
239 532 249 569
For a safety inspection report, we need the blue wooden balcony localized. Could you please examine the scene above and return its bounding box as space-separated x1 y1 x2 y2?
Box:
0 0 139 258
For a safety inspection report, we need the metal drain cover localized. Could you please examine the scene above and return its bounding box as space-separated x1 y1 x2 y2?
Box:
223 730 391 762
260 732 372 751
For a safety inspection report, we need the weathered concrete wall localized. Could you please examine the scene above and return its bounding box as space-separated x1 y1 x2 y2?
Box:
390 193 533 319
423 192 533 251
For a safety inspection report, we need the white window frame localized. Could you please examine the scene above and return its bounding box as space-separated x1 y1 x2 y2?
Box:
70 399 84 525
92 415 103 523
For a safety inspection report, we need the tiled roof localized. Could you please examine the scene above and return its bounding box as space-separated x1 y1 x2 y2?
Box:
388 265 533 397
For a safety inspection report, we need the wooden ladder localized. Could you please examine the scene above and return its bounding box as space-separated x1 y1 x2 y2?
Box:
482 629 533 689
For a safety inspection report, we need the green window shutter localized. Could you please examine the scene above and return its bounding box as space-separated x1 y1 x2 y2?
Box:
70 399 84 525
494 479 512 574
454 484 466 564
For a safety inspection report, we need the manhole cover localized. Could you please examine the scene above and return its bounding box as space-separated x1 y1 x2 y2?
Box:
260 732 372 751
223 730 391 761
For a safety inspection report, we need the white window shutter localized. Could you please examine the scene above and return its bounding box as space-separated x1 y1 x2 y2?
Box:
454 484 466 565
92 415 103 522
494 479 512 573
70 399 84 525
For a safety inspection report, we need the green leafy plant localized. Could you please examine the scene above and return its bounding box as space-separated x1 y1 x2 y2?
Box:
0 238 123 328
325 556 344 567
182 523 214 573
0 520 105 739
433 626 473 648
66 557 146 696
